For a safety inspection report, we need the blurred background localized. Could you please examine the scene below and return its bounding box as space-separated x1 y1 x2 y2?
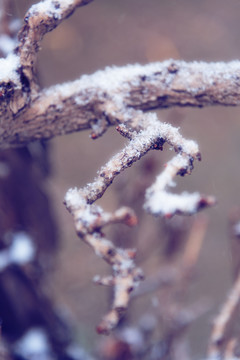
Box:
4 0 240 358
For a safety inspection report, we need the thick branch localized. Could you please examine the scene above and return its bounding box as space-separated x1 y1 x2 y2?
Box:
2 59 240 148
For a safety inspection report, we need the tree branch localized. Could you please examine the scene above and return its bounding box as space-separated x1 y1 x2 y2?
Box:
64 110 215 333
0 0 95 144
1 59 240 148
208 271 240 358
17 0 94 90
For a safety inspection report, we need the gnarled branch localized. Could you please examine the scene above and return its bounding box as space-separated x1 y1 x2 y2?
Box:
1 59 240 148
64 110 214 333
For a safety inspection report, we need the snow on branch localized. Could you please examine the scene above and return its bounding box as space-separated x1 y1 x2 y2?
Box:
0 0 240 148
64 110 215 333
2 58 240 148
0 0 95 143
17 0 94 89
144 154 215 217
207 271 240 359
64 188 143 334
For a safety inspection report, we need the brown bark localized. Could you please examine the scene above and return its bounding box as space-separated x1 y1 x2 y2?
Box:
1 59 240 148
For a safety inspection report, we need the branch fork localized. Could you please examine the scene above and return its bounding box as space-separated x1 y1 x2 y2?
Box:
64 110 215 333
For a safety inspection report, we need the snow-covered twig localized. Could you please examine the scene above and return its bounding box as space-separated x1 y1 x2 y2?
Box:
0 0 240 148
64 110 214 333
64 188 143 334
17 0 94 90
144 154 215 218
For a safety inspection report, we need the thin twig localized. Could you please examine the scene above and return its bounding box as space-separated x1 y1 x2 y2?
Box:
64 189 143 334
64 112 214 333
208 271 240 358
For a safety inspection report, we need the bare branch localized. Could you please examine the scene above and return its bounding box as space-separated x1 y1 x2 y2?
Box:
64 189 143 334
208 271 240 358
132 216 208 298
224 338 238 360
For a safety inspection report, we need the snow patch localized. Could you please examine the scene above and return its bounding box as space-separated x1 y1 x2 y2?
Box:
145 190 201 216
44 59 240 107
15 328 50 360
29 0 75 19
0 232 35 271
0 53 20 84
10 232 35 265
65 187 85 209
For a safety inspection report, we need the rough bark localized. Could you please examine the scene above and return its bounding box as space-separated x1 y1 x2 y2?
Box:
1 59 240 148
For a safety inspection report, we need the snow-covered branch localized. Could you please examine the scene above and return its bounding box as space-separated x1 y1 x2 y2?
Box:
64 188 143 334
144 154 215 217
0 0 239 148
17 0 94 90
2 58 240 148
64 110 215 333
0 0 94 146
0 1 240 149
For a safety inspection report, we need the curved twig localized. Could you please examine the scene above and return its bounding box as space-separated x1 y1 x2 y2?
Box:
64 111 215 333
